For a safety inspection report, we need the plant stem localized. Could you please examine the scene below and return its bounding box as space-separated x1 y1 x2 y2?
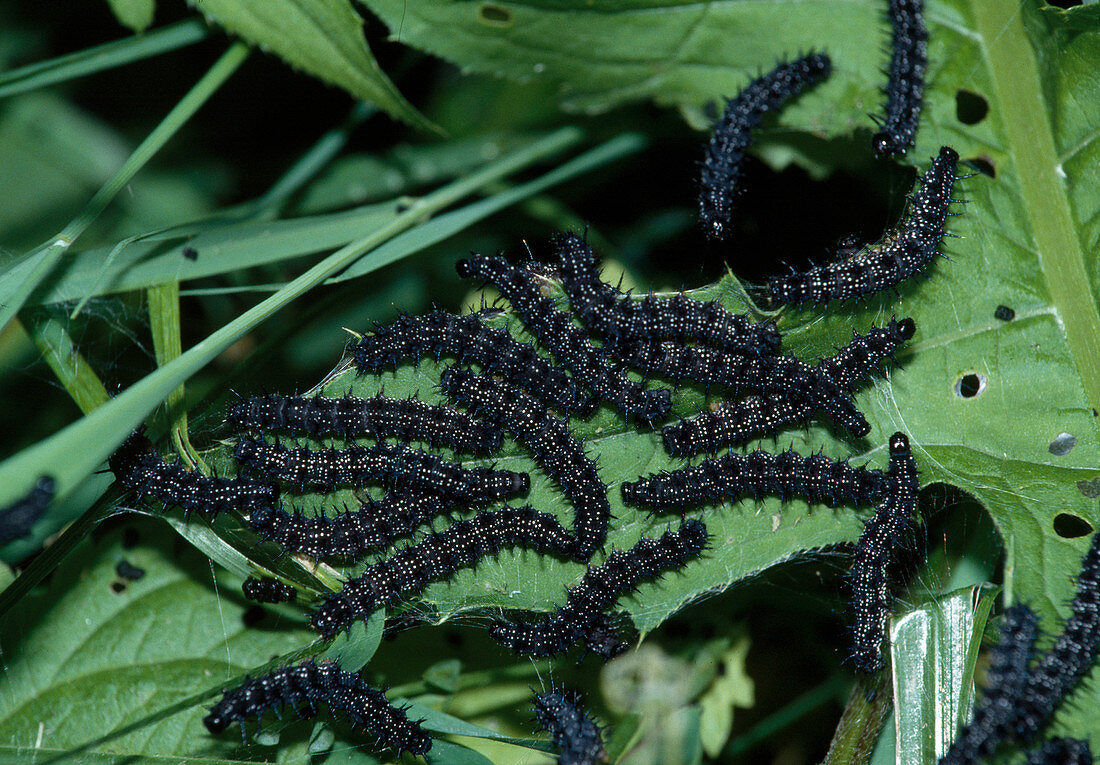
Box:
971 1 1100 414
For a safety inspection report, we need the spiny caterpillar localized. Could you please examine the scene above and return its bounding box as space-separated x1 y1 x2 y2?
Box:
490 520 708 658
232 437 528 503
621 447 886 510
310 507 574 638
848 432 920 674
533 689 608 765
226 392 502 455
768 147 959 305
699 53 832 239
456 253 671 422
1013 531 1100 742
551 231 780 353
353 309 594 416
241 576 297 604
248 491 448 560
660 318 915 457
440 367 610 559
110 430 277 519
872 0 928 157
202 660 431 756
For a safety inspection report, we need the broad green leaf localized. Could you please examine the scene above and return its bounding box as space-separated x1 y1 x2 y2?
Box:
106 0 156 32
189 0 437 133
359 0 886 129
0 522 315 758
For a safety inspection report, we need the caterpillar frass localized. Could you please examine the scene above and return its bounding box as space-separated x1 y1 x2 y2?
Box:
310 507 574 638
1023 738 1092 765
490 520 708 658
871 0 928 157
226 393 502 455
848 432 920 674
939 604 1040 765
621 448 886 511
455 254 671 422
202 660 431 756
110 430 278 518
769 147 960 306
232 437 529 503
248 491 448 560
440 367 610 560
533 690 607 765
0 476 55 546
659 319 916 457
353 310 594 416
241 576 297 604
699 53 832 239
552 231 780 354
1013 530 1100 742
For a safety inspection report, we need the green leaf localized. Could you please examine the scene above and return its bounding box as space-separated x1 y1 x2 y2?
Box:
0 521 315 758
106 0 156 32
189 0 437 133
697 635 754 758
889 586 997 763
358 0 882 128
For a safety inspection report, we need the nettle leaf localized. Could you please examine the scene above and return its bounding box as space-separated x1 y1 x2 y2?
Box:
188 0 436 132
0 521 315 758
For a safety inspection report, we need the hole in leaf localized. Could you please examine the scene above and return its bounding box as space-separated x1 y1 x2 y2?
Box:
110 581 126 594
955 373 985 398
1054 513 1092 539
478 4 513 26
1049 432 1077 456
968 156 996 178
955 90 989 125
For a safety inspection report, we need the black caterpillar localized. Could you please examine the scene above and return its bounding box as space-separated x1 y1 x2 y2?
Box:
456 253 671 422
848 432 920 674
490 520 708 658
110 430 277 518
203 660 431 755
661 318 915 456
353 309 594 416
233 437 528 503
699 53 833 239
311 507 574 638
226 392 502 455
0 475 55 546
769 147 959 305
624 340 870 439
552 231 780 353
241 576 297 604
1024 738 1092 765
248 491 448 560
440 367 610 560
940 604 1040 765
872 0 928 157
1014 531 1100 742
621 448 886 510
533 689 607 765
